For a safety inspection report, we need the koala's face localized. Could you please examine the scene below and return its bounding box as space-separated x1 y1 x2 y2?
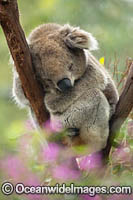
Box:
37 39 86 93
29 24 98 93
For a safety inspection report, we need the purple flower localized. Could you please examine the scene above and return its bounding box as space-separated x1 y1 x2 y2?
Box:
52 164 80 181
44 119 62 133
42 143 61 162
76 152 102 171
1 156 27 181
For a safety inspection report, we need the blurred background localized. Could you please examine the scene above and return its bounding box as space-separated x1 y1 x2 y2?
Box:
0 0 133 150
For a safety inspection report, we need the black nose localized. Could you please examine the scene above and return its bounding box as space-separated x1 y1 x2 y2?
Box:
57 78 72 92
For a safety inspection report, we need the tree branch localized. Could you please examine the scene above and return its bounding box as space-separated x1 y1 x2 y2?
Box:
0 0 49 127
103 61 133 160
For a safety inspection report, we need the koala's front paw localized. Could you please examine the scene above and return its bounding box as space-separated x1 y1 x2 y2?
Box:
67 128 80 137
62 129 85 147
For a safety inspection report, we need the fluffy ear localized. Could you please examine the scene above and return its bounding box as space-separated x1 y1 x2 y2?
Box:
60 24 98 51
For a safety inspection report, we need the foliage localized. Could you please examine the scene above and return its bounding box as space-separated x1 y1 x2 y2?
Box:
0 119 132 200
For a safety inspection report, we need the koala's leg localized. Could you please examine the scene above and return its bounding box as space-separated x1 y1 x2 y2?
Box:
12 68 30 108
61 88 110 152
103 82 119 118
81 89 110 152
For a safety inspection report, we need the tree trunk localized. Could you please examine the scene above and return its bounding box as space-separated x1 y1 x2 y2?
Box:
103 61 133 160
0 0 49 127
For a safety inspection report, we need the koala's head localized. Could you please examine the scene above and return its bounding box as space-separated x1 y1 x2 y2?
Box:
28 23 98 93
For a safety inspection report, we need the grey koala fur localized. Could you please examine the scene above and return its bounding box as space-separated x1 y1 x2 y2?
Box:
12 23 119 152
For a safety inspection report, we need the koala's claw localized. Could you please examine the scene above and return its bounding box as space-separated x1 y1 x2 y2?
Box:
67 128 80 137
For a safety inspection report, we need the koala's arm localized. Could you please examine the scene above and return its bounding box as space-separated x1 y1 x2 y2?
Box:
12 68 30 108
12 68 40 129
86 51 119 117
44 91 76 114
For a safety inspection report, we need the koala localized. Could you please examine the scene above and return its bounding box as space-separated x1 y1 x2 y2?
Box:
12 23 119 153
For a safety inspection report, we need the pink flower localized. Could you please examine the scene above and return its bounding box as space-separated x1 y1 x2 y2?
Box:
1 156 28 181
42 143 61 162
52 164 80 180
76 152 102 171
44 119 62 133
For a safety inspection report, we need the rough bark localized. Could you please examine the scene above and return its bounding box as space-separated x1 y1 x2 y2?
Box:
0 0 49 127
103 61 133 160
0 0 133 160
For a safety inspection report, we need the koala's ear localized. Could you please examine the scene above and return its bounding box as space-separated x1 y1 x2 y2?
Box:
60 24 98 51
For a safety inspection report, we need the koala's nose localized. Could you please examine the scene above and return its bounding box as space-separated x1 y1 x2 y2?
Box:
57 78 73 92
